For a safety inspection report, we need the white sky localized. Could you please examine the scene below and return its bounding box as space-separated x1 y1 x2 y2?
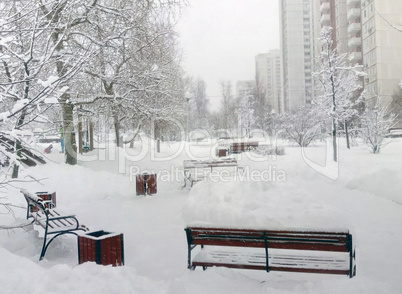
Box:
176 0 280 111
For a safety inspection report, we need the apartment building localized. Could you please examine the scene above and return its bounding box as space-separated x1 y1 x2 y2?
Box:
279 0 315 112
317 0 402 105
316 0 362 64
255 50 283 114
361 0 402 105
236 80 255 98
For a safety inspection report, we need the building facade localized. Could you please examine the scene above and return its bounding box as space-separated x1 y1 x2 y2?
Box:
361 0 402 105
255 50 283 114
317 0 402 106
279 0 315 112
236 80 255 98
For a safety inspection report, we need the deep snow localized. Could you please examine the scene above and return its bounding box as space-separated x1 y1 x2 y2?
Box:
1 136 402 294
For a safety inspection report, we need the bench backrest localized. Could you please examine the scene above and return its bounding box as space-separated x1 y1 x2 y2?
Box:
231 142 259 150
21 189 47 219
183 159 237 169
185 227 352 253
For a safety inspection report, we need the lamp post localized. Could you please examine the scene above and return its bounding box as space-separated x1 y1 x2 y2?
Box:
271 108 276 149
185 92 191 142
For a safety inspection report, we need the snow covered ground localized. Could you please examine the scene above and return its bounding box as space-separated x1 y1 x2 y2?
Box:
1 136 402 294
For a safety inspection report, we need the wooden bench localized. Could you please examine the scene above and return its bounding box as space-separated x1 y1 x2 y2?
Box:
21 189 88 260
185 226 356 278
183 159 239 187
230 142 259 154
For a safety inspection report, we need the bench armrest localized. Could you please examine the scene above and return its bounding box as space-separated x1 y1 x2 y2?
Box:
48 215 78 222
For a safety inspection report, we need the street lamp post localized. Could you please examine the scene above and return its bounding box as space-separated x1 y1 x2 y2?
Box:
185 92 191 142
271 108 276 150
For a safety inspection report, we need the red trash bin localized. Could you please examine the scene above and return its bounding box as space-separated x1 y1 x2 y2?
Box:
78 230 124 266
136 173 157 195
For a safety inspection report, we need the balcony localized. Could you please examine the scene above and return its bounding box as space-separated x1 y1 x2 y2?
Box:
320 2 330 13
347 0 360 6
347 8 361 20
320 13 331 25
348 22 361 34
349 51 362 62
348 37 362 48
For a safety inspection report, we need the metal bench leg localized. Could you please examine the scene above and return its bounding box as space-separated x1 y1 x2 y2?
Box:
39 236 48 261
39 232 80 261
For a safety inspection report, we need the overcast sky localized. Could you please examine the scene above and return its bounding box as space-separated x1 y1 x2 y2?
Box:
176 0 280 111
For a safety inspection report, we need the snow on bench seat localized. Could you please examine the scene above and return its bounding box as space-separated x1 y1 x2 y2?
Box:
192 246 350 274
182 159 239 187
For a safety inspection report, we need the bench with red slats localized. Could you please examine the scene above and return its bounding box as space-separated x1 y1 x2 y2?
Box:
185 226 356 278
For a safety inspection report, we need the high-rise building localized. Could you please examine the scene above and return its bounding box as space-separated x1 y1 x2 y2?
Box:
255 50 283 113
361 0 402 105
317 0 363 96
317 0 402 105
317 0 363 67
279 0 315 112
236 80 255 98
346 0 363 67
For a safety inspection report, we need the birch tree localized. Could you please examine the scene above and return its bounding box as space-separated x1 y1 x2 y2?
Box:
313 27 365 162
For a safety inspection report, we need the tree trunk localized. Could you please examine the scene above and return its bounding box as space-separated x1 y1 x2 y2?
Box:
61 95 77 165
154 122 160 153
332 118 338 162
11 140 21 179
12 111 27 178
113 113 121 147
345 121 350 149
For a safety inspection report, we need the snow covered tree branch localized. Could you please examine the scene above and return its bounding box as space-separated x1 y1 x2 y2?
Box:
313 27 365 161
278 105 325 147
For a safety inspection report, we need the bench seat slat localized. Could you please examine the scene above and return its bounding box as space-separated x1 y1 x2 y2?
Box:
183 159 238 169
192 247 350 274
32 210 78 232
192 240 349 252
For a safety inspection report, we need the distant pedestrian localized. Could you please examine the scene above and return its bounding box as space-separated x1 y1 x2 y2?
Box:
44 144 53 154
60 125 64 153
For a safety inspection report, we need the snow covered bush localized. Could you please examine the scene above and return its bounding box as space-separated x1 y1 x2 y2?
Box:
278 105 325 147
361 98 398 154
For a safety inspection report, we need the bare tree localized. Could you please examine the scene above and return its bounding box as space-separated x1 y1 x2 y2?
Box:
187 78 209 130
0 1 80 174
74 0 185 147
391 85 402 126
313 27 365 162
220 80 235 130
278 105 325 147
237 94 255 138
361 98 398 154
